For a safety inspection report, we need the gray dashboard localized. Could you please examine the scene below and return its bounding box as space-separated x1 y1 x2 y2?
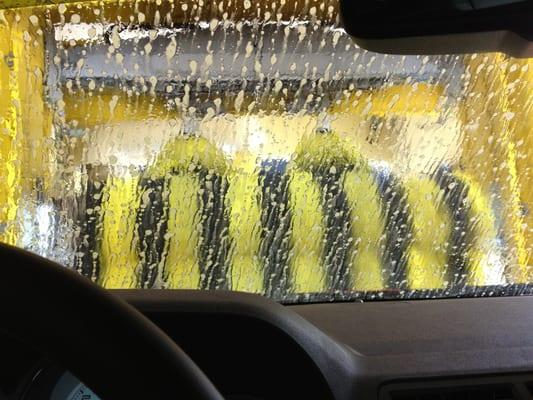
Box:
119 291 533 399
3 291 533 399
294 296 533 398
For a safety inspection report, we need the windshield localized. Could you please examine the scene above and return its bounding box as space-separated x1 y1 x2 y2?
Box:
0 0 532 303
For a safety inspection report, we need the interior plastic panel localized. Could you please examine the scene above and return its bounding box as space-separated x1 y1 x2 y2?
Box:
117 291 533 399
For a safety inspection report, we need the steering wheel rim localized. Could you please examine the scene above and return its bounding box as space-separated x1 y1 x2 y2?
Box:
0 243 224 400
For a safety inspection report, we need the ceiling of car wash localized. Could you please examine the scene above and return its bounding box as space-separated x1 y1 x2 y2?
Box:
45 17 464 173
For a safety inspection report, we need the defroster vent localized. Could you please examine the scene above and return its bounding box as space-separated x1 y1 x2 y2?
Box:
380 375 533 400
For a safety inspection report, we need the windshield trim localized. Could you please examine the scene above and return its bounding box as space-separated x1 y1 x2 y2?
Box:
278 284 533 305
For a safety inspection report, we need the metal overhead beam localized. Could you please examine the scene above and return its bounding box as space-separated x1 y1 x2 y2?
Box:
48 21 456 116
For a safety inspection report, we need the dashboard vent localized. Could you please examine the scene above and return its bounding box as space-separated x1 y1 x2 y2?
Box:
389 384 517 400
526 381 533 395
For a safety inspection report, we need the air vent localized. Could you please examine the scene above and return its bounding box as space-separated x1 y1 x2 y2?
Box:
380 376 533 400
525 381 533 395
389 384 516 400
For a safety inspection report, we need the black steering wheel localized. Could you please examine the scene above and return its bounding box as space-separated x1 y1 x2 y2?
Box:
0 243 224 399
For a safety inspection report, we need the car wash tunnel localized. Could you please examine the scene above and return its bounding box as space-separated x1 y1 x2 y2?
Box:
1 0 533 301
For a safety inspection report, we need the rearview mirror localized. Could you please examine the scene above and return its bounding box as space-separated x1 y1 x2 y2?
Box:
340 0 533 57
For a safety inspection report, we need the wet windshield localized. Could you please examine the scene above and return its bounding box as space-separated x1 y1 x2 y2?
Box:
0 0 532 302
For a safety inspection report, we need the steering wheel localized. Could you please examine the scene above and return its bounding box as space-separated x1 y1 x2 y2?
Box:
0 243 224 399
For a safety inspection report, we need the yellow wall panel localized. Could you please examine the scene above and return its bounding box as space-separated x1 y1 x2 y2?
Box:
0 10 49 245
459 54 532 282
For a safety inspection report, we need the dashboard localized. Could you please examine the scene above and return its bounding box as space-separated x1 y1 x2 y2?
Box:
2 291 533 399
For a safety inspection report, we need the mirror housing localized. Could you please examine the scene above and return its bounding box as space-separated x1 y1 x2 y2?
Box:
340 0 533 57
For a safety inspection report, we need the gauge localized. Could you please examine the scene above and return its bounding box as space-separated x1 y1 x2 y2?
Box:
22 364 101 400
50 371 101 400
